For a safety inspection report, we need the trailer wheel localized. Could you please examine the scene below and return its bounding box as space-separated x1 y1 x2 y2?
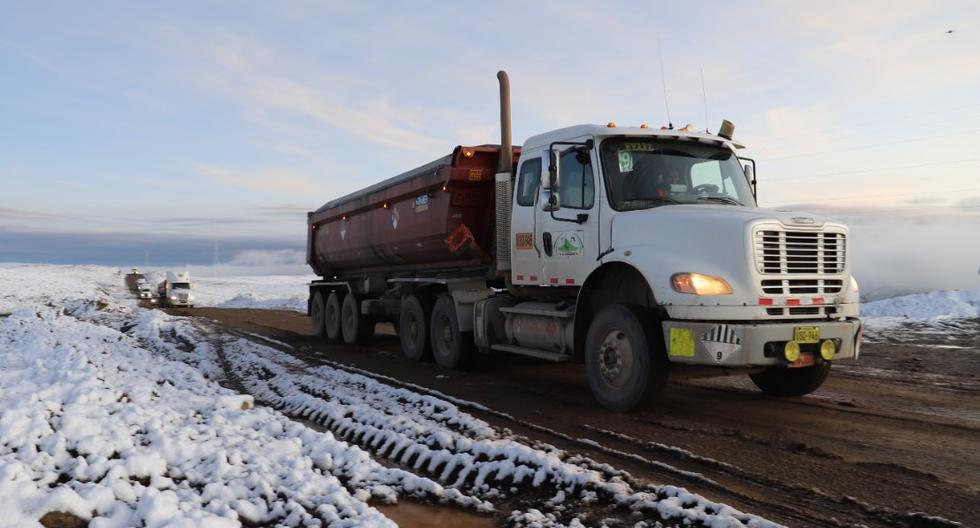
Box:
399 295 432 361
324 291 342 340
430 295 473 370
340 293 373 344
750 363 831 397
311 292 327 336
585 304 667 412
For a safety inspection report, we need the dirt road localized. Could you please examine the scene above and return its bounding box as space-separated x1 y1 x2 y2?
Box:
175 307 980 527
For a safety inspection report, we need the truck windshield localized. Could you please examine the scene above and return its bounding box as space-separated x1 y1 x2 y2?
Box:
600 138 755 211
172 283 190 290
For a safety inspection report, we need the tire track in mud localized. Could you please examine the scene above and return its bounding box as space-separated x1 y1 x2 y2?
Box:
200 326 784 528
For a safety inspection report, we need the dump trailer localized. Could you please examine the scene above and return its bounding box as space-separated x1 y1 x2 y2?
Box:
125 268 144 293
307 71 862 411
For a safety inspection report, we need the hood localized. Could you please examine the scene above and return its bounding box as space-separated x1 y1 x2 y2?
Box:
607 204 848 306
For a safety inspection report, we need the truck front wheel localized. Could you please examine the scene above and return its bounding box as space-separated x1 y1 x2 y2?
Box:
750 363 831 397
585 305 667 412
430 295 473 370
325 292 342 340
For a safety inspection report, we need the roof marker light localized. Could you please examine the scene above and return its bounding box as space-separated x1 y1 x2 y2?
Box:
639 123 649 129
606 122 616 128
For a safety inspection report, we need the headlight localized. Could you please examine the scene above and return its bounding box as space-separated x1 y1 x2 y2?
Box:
170 296 177 300
671 273 733 295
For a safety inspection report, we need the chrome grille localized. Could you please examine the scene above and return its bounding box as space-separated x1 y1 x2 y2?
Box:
760 278 844 295
755 229 845 275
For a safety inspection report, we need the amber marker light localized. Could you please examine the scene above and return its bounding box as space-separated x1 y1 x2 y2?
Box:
463 150 475 158
671 273 733 295
639 123 649 128
606 121 616 128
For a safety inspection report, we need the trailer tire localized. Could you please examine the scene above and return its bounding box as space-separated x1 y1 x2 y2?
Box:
430 295 473 370
325 292 342 340
750 363 831 397
585 304 666 412
399 295 432 361
341 293 372 345
311 292 327 336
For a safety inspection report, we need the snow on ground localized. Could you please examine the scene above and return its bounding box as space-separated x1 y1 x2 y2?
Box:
861 287 980 333
0 264 783 527
190 274 312 312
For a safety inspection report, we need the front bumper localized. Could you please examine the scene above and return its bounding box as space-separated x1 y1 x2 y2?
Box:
661 318 861 367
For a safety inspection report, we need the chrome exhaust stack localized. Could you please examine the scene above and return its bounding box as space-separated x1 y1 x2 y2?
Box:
495 70 513 273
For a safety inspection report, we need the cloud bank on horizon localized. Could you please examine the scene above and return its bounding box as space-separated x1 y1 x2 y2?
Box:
1 1 978 292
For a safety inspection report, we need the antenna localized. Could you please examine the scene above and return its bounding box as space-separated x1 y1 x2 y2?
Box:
657 33 673 129
700 67 710 133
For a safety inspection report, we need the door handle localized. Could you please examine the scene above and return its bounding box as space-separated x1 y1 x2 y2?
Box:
543 232 553 256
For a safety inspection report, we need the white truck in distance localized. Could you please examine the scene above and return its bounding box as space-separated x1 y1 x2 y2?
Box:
306 71 862 411
136 280 156 304
158 271 194 308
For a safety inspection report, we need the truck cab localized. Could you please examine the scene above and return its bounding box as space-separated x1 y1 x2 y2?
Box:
160 271 195 308
503 123 861 409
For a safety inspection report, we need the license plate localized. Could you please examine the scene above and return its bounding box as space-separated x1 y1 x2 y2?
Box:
789 353 816 369
794 326 820 344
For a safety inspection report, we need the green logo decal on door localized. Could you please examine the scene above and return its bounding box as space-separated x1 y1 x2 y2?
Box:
553 231 585 257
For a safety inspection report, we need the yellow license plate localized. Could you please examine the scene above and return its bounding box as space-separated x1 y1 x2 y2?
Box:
794 326 820 344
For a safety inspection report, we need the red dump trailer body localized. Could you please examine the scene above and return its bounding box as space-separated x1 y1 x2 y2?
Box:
307 145 520 279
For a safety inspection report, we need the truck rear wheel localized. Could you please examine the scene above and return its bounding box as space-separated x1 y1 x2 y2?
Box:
750 363 831 397
430 295 473 370
311 292 327 336
399 295 432 361
340 293 372 345
325 292 342 340
585 304 667 412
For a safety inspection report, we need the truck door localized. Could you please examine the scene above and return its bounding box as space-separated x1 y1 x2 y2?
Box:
511 153 544 285
534 145 599 287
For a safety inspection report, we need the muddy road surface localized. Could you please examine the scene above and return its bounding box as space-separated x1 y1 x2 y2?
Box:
172 307 980 527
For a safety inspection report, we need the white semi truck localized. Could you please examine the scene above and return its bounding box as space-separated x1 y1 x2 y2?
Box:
306 71 861 411
158 271 195 308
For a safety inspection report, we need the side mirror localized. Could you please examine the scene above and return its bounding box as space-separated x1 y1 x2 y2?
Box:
546 149 561 211
743 162 756 198
542 189 561 212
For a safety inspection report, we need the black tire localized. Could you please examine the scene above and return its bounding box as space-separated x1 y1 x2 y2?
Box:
340 293 373 345
585 304 667 412
750 362 831 396
324 291 342 341
430 295 474 370
399 295 432 361
311 292 327 336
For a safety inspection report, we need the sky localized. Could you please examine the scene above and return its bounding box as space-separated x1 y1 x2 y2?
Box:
1 1 978 294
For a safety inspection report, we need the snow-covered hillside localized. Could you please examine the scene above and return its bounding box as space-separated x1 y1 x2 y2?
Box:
862 287 980 330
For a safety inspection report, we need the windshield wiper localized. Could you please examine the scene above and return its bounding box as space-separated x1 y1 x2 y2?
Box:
621 196 679 210
696 195 743 206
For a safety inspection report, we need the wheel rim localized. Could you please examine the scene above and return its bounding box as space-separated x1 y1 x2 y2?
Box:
433 314 453 356
598 329 634 389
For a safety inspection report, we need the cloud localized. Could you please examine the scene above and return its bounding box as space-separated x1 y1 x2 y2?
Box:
194 163 319 194
0 207 70 221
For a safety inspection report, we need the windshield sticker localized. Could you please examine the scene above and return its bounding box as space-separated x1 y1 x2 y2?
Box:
618 151 633 172
554 231 585 257
621 142 659 152
414 194 429 212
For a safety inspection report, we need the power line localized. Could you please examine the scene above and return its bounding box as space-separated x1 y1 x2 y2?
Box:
765 157 980 182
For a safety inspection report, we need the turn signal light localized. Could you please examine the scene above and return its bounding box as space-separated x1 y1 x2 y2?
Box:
671 273 733 295
784 341 801 362
820 340 836 361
